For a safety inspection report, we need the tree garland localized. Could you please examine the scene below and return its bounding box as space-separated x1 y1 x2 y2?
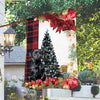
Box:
39 8 76 33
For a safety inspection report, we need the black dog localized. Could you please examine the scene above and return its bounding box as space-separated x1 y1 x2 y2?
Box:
28 49 46 81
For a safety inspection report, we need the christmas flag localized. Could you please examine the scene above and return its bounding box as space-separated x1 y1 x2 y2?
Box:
25 9 78 90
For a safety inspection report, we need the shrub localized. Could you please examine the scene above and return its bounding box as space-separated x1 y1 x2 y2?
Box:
78 68 97 84
91 85 99 98
45 97 49 100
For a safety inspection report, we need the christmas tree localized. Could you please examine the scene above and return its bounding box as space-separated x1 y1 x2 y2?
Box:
41 30 61 78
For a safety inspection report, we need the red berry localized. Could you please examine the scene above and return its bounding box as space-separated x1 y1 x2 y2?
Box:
41 16 44 19
69 34 71 36
72 43 75 47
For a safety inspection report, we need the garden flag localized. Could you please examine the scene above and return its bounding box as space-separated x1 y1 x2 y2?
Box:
25 8 78 90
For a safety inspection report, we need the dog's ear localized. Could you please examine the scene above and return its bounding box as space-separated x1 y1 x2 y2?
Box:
29 50 34 57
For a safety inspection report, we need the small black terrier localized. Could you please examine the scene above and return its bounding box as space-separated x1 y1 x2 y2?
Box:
28 49 46 81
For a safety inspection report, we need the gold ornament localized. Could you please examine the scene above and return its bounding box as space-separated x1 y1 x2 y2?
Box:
32 85 36 89
73 34 76 38
73 70 78 75
29 86 32 89
70 67 73 71
69 62 74 66
69 73 74 78
63 85 69 89
25 82 29 87
35 84 38 88
58 78 64 82
34 17 38 21
62 9 68 15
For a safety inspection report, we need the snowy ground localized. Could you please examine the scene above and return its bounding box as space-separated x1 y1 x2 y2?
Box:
50 97 100 100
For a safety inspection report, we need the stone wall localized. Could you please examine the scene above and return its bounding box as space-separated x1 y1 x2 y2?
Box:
47 86 100 99
0 0 5 99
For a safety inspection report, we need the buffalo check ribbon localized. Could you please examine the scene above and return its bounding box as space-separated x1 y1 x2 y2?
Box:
25 18 39 82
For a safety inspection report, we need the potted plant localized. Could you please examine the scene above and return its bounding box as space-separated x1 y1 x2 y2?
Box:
91 85 99 98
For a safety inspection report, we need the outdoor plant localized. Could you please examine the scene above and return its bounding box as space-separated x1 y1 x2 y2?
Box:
78 68 97 84
91 85 99 98
4 79 17 100
40 97 49 100
70 80 81 97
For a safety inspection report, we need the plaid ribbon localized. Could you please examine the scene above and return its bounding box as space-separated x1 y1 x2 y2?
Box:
25 18 39 82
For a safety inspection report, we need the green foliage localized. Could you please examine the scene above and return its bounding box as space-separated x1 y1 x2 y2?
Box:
77 3 100 72
5 0 76 45
41 31 61 78
44 97 49 100
69 46 77 61
78 68 97 83
91 85 99 98
4 79 17 100
4 79 17 93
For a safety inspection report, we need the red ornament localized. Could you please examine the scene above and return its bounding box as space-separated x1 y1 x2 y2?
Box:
48 77 51 81
65 77 71 84
28 82 32 85
61 9 76 20
55 81 59 85
36 79 42 86
69 34 71 37
40 86 43 89
54 76 58 81
50 78 56 84
66 8 76 20
43 81 49 87
41 15 45 19
72 43 75 47
68 78 78 89
55 86 59 88
31 81 36 85
61 81 67 87
89 61 92 69
45 77 49 83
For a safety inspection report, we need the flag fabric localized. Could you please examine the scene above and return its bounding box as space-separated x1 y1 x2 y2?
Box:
25 18 39 82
